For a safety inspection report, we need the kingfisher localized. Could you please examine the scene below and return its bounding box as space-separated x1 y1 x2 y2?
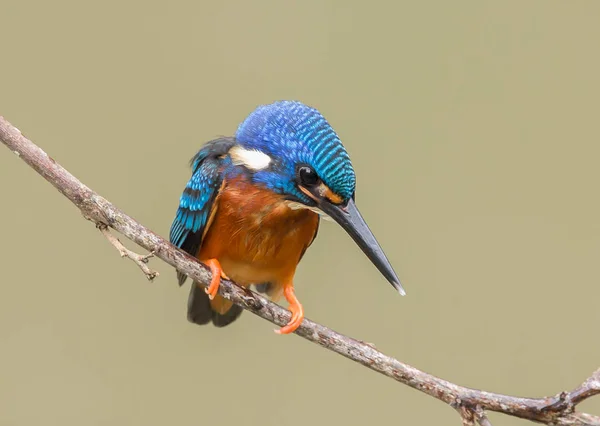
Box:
169 100 404 334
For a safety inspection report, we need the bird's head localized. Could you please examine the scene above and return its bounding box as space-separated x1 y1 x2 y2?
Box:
230 100 404 295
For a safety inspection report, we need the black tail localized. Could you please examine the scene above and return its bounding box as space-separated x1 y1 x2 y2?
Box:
187 282 243 328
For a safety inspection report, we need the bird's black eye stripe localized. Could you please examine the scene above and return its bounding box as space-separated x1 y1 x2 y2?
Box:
297 165 320 187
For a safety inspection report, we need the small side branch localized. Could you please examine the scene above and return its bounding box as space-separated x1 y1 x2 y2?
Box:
97 223 159 281
474 406 494 426
456 405 495 426
1 115 599 426
571 368 600 406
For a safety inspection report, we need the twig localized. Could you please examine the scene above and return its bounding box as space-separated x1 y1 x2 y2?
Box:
457 405 494 426
1 115 599 426
474 406 493 426
97 223 159 281
458 406 476 426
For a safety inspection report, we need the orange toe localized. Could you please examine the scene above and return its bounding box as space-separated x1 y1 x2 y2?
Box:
204 258 225 300
275 307 304 334
275 284 304 335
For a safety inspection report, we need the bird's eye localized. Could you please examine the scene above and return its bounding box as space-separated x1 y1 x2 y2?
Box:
298 166 319 187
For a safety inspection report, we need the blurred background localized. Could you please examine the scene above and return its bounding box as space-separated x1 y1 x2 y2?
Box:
1 1 599 425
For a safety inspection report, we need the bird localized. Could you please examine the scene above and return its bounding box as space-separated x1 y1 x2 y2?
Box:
169 100 404 334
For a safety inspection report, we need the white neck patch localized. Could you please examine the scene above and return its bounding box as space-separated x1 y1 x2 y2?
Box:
285 201 333 221
229 145 272 171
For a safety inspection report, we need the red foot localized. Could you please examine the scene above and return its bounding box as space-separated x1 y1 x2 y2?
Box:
204 259 229 300
275 284 304 335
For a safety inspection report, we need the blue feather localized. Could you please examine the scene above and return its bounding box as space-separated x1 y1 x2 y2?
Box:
169 138 236 253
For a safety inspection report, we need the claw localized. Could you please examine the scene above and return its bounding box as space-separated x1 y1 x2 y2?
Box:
204 258 227 300
275 284 304 335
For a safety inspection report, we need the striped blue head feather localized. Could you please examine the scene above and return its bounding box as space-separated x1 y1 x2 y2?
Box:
232 100 356 206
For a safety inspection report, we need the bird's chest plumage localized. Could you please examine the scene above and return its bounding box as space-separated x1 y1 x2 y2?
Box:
197 176 319 288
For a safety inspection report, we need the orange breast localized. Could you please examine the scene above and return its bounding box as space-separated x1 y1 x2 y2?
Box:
197 174 319 295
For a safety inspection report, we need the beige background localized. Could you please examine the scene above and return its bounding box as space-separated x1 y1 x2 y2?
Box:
1 1 599 425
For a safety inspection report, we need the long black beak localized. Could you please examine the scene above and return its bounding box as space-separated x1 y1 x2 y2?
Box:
318 199 405 295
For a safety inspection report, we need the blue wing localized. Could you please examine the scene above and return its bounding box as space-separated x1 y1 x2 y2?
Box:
169 137 236 286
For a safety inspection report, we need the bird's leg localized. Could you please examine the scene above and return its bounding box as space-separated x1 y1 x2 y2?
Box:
203 258 229 300
275 282 304 335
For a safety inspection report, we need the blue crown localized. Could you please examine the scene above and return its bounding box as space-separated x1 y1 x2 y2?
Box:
235 100 356 201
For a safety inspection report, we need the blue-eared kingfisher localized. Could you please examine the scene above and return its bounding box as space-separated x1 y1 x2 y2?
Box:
169 100 404 334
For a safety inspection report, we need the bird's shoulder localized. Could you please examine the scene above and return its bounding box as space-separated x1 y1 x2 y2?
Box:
189 137 237 172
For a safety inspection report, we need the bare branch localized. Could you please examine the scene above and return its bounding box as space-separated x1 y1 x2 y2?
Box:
457 406 476 426
97 223 159 281
474 406 494 426
1 115 599 426
572 368 600 406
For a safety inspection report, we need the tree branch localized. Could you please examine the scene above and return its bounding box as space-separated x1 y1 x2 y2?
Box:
1 115 598 426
